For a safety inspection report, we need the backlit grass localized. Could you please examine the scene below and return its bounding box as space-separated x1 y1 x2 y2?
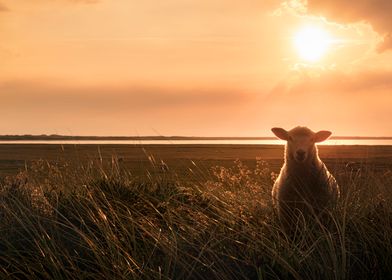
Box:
0 158 391 279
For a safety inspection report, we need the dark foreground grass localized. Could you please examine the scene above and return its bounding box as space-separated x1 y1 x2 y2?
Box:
0 158 392 279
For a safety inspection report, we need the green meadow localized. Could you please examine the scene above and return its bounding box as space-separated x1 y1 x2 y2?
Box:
0 144 392 279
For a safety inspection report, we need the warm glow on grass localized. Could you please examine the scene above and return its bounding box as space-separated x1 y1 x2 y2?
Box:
294 26 332 62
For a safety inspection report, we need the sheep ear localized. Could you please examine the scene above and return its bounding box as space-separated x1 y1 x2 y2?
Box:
314 130 332 142
271 127 289 141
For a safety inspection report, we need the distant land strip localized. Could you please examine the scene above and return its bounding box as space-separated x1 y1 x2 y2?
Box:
0 135 392 141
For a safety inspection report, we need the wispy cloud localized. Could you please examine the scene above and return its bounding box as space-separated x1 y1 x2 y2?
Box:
0 0 97 13
271 68 392 99
302 0 392 51
67 0 99 3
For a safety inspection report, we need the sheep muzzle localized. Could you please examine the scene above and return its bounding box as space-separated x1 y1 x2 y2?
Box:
295 149 307 162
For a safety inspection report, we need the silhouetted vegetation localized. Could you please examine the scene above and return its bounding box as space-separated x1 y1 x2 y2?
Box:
0 156 391 279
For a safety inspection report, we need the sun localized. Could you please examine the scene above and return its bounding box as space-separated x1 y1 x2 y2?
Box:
294 26 332 62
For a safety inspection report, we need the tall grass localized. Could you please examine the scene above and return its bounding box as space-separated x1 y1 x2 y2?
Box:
0 157 391 279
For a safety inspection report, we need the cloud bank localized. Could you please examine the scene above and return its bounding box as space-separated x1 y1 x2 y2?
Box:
0 81 247 111
265 68 392 136
304 0 392 51
0 80 252 135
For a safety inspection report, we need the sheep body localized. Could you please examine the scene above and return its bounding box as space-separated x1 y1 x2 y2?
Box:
271 126 340 225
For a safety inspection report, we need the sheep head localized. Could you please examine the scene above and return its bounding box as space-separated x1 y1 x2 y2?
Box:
271 126 331 163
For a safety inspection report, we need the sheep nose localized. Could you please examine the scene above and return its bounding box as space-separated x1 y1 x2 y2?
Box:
296 150 306 161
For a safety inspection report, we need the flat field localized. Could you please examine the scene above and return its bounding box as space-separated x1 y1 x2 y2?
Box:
1 144 392 279
0 144 391 176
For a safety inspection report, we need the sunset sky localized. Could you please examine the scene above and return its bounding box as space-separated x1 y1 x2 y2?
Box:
1 0 392 136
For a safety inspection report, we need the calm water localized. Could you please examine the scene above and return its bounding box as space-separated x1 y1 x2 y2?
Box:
0 139 391 145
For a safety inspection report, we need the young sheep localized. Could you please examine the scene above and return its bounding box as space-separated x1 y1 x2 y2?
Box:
271 126 340 228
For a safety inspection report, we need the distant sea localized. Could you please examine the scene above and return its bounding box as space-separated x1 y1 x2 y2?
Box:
0 139 392 145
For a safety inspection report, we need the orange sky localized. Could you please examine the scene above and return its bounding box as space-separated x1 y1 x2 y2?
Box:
1 0 392 136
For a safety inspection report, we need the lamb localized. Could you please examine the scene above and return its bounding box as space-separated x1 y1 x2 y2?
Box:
271 126 340 228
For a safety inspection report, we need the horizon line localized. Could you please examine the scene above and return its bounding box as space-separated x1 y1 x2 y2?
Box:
1 134 392 140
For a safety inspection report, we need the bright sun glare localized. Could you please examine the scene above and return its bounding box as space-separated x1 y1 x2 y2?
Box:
294 26 332 62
